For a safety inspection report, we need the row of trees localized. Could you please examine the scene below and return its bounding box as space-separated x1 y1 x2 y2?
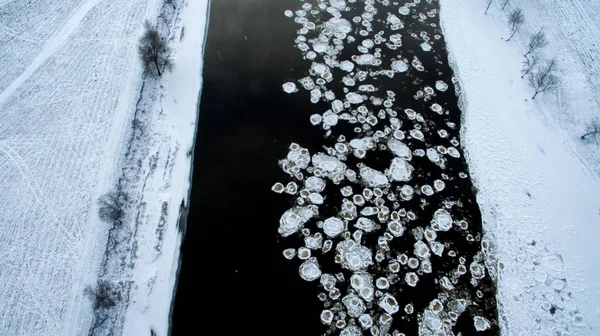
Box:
486 1 559 99
485 0 599 141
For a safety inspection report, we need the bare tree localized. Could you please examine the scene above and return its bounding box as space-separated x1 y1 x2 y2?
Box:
524 28 549 57
581 117 600 140
529 58 560 99
502 0 510 9
85 280 122 310
98 189 128 223
521 54 540 78
485 0 493 14
506 9 525 41
138 21 173 77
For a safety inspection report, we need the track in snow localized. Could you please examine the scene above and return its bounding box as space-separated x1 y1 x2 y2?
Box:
0 0 151 334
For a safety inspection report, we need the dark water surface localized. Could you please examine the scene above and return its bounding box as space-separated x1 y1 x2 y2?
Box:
171 0 326 334
172 0 498 335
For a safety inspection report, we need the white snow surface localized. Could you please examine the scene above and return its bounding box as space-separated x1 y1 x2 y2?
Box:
441 0 600 335
121 1 209 335
0 0 208 334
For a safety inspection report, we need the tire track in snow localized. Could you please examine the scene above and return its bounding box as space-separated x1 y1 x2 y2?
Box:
0 0 102 108
0 0 16 8
0 22 42 43
0 143 80 241
550 0 600 106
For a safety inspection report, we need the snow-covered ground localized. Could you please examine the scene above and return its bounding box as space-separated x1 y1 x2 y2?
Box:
120 0 209 334
440 0 600 335
0 0 208 334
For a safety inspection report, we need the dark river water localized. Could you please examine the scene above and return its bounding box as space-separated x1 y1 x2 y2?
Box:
171 1 498 335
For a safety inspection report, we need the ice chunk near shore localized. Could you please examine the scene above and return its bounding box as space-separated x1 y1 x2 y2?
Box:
391 60 408 73
405 272 419 287
322 110 339 128
354 54 374 65
320 310 334 325
282 82 298 93
340 326 362 336
433 179 445 191
414 240 431 260
283 248 296 260
359 314 373 329
447 147 460 158
430 103 443 114
343 293 366 317
326 17 352 35
346 92 363 104
337 240 373 271
473 316 491 331
310 114 322 125
388 139 411 160
305 176 326 192
299 257 322 281
355 217 376 232
388 221 404 237
313 154 347 183
398 6 410 15
435 80 448 92
421 184 434 196
323 217 344 238
286 143 311 169
279 206 318 237
409 129 424 141
431 209 452 231
388 158 413 182
350 271 374 297
271 182 285 193
330 0 346 10
386 13 404 30
379 294 400 314
360 166 389 187
339 60 355 72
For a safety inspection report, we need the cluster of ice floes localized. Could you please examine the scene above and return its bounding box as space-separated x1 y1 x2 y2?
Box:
274 0 496 335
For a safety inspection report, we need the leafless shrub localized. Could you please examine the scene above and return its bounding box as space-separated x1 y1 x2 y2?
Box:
85 280 122 310
98 189 128 223
138 21 173 77
581 117 600 140
521 54 540 79
524 28 549 57
506 8 525 41
529 58 560 99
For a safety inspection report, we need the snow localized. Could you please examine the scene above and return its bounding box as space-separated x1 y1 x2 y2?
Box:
0 0 157 334
440 0 600 334
0 0 209 334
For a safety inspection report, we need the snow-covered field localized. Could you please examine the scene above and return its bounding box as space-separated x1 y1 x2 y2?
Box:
0 0 208 334
440 0 600 334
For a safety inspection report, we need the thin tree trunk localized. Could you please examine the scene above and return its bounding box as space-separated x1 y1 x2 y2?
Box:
531 90 539 99
502 0 509 9
507 31 516 41
154 58 162 76
485 1 492 14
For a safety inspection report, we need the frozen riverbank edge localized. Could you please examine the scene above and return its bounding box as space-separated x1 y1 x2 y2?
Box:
440 0 600 335
115 0 210 335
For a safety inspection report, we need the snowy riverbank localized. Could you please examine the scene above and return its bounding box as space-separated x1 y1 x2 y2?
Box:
440 0 600 334
0 0 208 334
119 0 209 334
